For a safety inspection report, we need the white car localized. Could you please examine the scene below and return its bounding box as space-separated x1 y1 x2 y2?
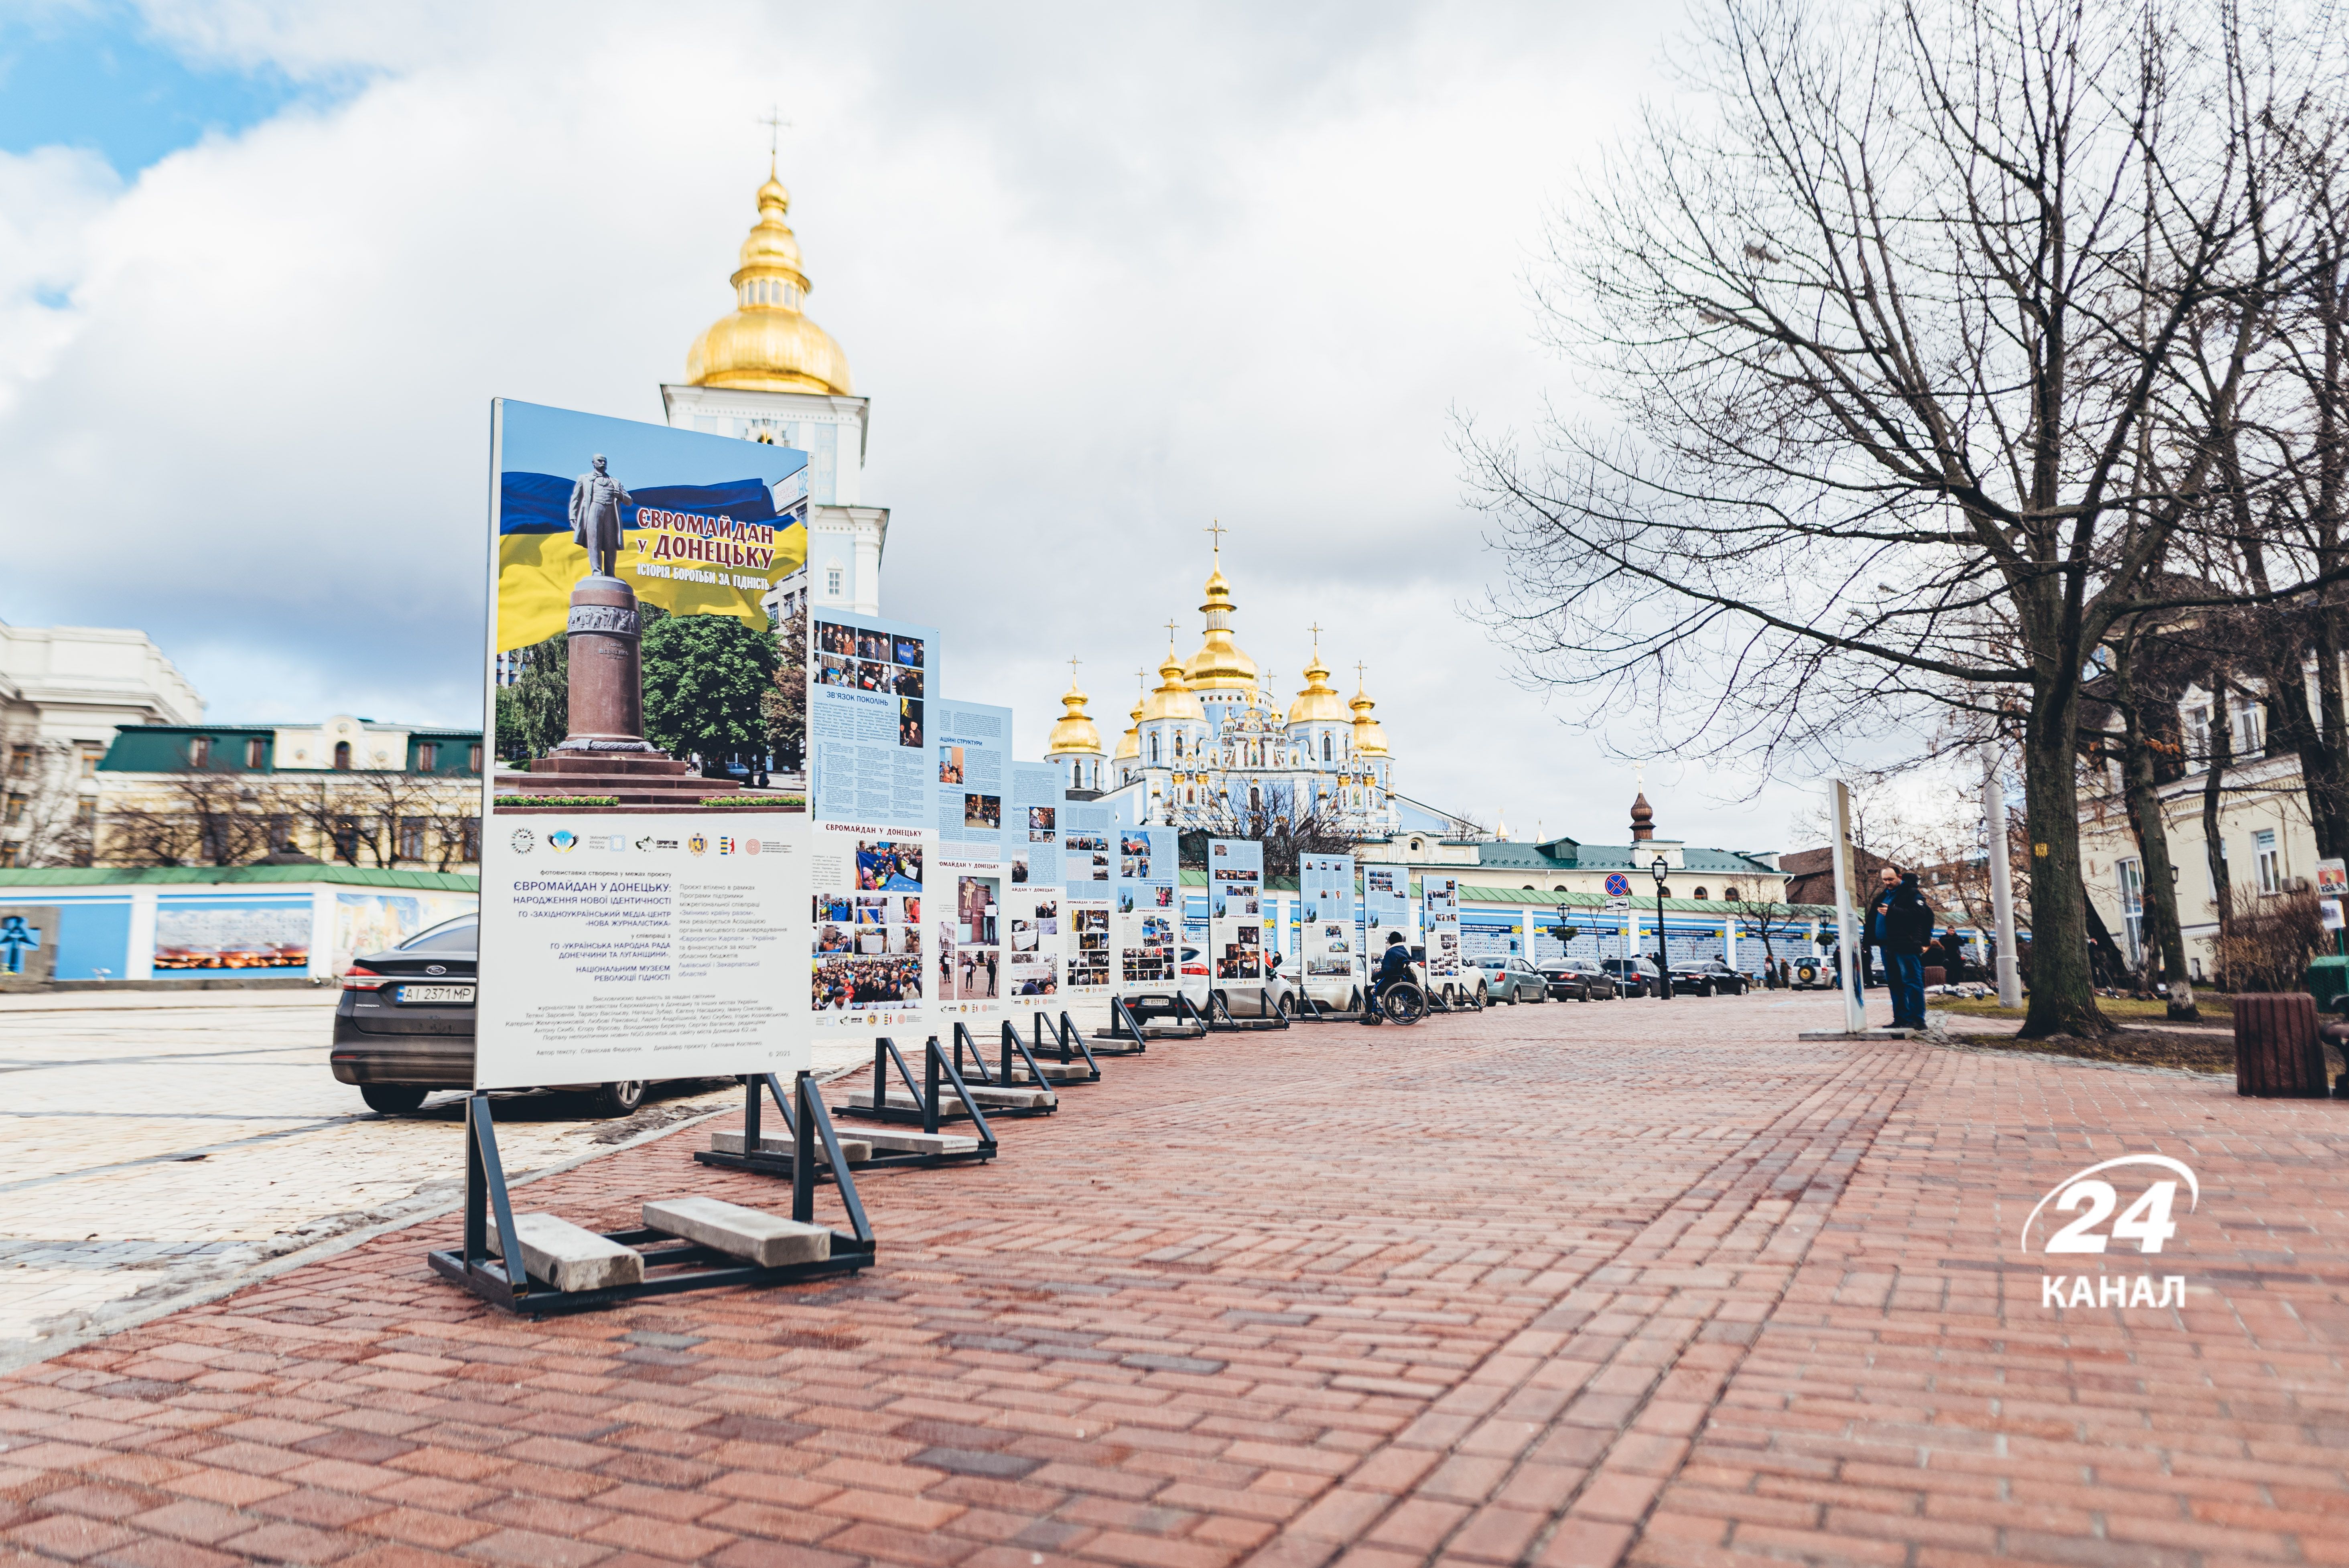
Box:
1181 943 1299 1019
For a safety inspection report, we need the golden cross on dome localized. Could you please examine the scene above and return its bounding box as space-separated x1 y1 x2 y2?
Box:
757 105 791 160
1307 621 1324 644
1067 657 1081 685
1355 661 1367 685
1204 519 1227 555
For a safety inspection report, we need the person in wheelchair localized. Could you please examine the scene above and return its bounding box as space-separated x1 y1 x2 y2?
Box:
1361 931 1417 1024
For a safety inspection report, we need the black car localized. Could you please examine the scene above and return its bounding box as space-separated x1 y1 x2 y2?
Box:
1540 958 1620 1001
1600 957 1662 997
1669 960 1750 996
329 914 648 1118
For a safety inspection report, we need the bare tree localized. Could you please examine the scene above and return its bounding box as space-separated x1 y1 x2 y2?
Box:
2 731 92 868
1474 0 2336 1037
102 768 283 868
1178 782 1367 879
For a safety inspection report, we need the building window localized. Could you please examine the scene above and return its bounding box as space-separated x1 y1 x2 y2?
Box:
2255 829 2281 894
2117 856 2145 959
827 562 844 598
416 742 438 772
461 818 482 861
1150 733 1159 763
6 745 28 777
1693 887 1708 900
333 741 352 771
75 801 95 828
333 816 360 860
398 818 427 860
2235 701 2265 760
3 795 19 826
245 737 268 768
79 748 99 778
468 745 483 773
187 737 211 767
1723 883 1740 901
2183 704 2211 762
1321 734 1332 761
0 844 14 868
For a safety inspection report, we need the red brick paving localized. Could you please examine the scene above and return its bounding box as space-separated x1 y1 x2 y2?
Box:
3 998 2346 1568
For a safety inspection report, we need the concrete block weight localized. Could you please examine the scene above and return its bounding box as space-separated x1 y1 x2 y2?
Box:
709 1130 873 1164
486 1212 646 1293
642 1196 832 1267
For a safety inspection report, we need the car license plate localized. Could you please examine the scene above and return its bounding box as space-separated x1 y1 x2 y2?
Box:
396 984 475 1005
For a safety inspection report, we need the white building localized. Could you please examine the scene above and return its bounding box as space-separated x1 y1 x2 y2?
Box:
661 161 887 619
1 622 204 867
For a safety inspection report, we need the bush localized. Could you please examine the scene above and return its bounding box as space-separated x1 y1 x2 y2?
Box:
2215 891 2324 994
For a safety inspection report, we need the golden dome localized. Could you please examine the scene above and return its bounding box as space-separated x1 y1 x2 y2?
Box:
1286 637 1349 724
1350 675 1390 756
1142 641 1206 722
1183 552 1259 693
685 164 853 395
1047 673 1102 757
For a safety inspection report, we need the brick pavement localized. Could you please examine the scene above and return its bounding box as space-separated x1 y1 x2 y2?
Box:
1 994 2344 1568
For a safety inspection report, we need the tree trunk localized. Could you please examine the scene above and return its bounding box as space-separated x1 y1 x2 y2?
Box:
2202 673 2233 982
2266 645 2349 862
2115 649 2198 1019
2020 685 2110 1038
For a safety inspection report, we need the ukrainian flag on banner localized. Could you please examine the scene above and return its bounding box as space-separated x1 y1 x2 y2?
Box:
495 473 809 651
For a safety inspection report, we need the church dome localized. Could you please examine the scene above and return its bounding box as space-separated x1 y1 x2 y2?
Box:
1183 554 1259 694
1350 675 1389 756
1047 673 1102 757
1143 643 1206 722
685 166 854 395
1286 639 1349 724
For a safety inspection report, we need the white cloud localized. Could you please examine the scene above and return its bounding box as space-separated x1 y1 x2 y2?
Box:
0 0 1829 854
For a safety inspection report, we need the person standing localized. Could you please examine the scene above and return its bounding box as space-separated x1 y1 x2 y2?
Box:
1882 870 1935 1028
1862 866 1899 993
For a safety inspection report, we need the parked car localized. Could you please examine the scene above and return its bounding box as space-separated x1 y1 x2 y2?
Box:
1670 960 1751 996
1470 954 1550 1004
1789 955 1835 990
1180 943 1299 1018
1601 956 1663 997
1540 958 1620 1001
330 915 650 1118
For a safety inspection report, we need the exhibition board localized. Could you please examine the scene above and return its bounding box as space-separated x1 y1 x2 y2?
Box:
809 605 940 1036
1297 852 1358 1005
475 400 814 1089
1060 798 1113 1000
1003 763 1066 1004
1114 825 1178 992
1362 863 1414 949
1206 839 1265 991
1421 873 1463 984
930 702 1011 1028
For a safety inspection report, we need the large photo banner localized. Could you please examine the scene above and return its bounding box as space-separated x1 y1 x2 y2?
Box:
1115 825 1178 992
1299 852 1358 1003
477 400 812 1089
1208 838 1265 987
1061 799 1113 1000
809 607 939 1036
932 702 1010 1028
1363 863 1414 948
1423 873 1462 985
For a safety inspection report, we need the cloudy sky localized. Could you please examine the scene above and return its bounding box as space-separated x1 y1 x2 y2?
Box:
0 0 1827 855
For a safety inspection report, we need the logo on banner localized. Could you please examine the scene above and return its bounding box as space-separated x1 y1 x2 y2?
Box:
688 834 709 856
718 837 736 855
548 829 577 853
634 835 654 852
745 838 762 855
509 828 535 854
2021 1154 2199 1311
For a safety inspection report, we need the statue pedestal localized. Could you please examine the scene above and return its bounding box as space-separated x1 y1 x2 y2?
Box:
557 576 655 754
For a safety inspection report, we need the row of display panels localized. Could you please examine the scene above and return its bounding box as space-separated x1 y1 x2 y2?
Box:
469 398 1491 1089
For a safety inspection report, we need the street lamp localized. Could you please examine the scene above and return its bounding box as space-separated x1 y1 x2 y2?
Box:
1652 855 1671 1002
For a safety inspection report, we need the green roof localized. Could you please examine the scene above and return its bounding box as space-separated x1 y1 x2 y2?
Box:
0 866 479 892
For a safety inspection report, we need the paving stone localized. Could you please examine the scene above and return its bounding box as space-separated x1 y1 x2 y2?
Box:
3 994 2344 1568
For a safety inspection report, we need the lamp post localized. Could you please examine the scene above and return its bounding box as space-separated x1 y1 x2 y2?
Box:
1652 855 1671 1002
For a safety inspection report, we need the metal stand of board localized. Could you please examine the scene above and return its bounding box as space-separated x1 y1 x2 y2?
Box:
1294 986 1366 1023
940 1022 1058 1116
1016 1012 1100 1084
698 1067 991 1179
826 1035 1005 1146
1205 987 1292 1032
429 1079 874 1317
1093 993 1208 1047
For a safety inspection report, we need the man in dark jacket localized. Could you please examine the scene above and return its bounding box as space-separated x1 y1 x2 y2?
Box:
1881 871 1935 1028
1360 933 1415 1024
1862 865 1899 990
